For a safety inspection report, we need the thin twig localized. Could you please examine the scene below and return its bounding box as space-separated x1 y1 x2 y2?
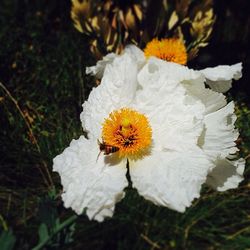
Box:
0 215 8 231
227 225 250 240
0 81 37 144
245 153 250 160
183 199 228 243
140 233 161 250
0 81 54 188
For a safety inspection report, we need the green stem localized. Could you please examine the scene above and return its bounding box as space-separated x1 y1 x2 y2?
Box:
32 215 78 250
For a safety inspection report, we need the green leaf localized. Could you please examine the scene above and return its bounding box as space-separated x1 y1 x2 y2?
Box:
0 230 16 250
38 223 49 242
37 195 58 230
40 130 49 137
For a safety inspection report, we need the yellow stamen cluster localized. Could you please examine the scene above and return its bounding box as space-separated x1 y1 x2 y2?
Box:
102 108 152 158
144 38 187 65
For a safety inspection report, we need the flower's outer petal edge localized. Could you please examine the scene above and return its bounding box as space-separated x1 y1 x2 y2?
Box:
182 78 227 115
85 45 145 79
129 148 212 212
53 136 128 222
81 51 139 139
198 101 239 161
124 45 145 69
86 53 117 79
200 63 242 93
140 57 203 84
182 64 245 190
206 157 245 191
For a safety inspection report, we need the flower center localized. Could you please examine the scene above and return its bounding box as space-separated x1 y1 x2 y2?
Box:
144 38 187 65
101 108 152 158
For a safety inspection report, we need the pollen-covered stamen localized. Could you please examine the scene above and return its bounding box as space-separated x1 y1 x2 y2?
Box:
144 38 187 65
115 125 138 147
101 108 152 158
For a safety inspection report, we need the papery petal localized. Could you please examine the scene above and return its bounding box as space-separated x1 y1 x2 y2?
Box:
198 101 239 160
86 53 117 79
133 58 205 151
182 79 227 114
53 136 127 221
206 157 245 191
183 70 245 183
139 58 202 85
85 45 145 79
124 45 145 69
129 148 212 212
81 52 139 139
200 63 242 93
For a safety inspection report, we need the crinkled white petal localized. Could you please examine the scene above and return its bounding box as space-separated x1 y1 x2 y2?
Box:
124 45 145 69
81 51 139 139
86 53 117 79
198 101 239 161
53 136 128 222
182 79 227 115
85 45 145 79
133 58 206 151
206 157 245 191
200 63 242 93
181 70 242 163
129 148 212 212
141 57 202 84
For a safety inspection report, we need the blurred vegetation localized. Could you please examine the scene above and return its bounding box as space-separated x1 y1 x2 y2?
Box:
0 0 250 249
71 0 215 60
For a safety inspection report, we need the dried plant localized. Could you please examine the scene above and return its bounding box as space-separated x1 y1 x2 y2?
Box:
71 0 215 61
71 0 143 58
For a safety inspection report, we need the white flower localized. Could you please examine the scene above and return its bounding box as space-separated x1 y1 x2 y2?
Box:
53 45 245 222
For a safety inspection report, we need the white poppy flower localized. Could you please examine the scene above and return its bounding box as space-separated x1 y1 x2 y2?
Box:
53 42 245 222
